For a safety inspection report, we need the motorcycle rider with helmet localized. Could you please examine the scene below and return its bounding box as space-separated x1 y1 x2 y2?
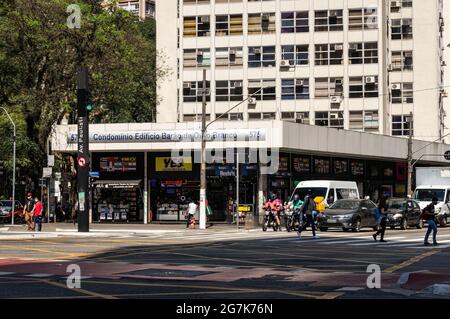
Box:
285 194 304 231
264 193 282 229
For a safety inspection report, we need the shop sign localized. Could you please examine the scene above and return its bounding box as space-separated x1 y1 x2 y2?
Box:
238 205 253 213
156 157 192 172
161 180 185 187
293 157 310 173
68 129 266 143
100 157 137 172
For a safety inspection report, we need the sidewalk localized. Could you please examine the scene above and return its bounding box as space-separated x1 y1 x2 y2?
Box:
0 222 258 239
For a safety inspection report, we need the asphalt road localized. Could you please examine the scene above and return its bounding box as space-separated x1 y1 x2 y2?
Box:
0 225 450 299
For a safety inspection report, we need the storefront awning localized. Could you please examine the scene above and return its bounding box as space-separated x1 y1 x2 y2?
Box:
92 180 142 189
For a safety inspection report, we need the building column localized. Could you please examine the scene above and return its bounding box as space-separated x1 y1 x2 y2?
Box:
257 169 268 226
144 152 148 224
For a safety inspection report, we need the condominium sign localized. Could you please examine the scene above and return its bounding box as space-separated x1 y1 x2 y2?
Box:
68 129 266 143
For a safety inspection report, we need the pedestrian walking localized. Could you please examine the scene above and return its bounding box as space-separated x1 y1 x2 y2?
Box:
422 197 439 246
23 193 35 231
298 190 319 239
33 196 43 232
186 198 198 228
373 195 388 242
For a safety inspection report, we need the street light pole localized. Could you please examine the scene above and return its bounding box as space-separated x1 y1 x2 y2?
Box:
1 107 16 226
199 69 207 230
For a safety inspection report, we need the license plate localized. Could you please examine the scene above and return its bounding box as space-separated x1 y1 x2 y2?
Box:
327 219 337 223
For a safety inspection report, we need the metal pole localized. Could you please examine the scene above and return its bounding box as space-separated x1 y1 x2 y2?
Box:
199 69 207 230
407 112 413 196
236 152 239 230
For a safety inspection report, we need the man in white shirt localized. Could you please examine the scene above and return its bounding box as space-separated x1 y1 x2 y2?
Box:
186 199 198 228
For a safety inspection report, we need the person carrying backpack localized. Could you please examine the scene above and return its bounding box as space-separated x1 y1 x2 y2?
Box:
298 190 319 239
421 197 439 246
373 195 387 242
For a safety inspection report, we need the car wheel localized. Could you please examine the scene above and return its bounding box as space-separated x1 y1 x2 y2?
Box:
416 219 424 229
352 219 361 232
262 222 267 232
319 227 328 232
440 216 448 227
400 218 408 230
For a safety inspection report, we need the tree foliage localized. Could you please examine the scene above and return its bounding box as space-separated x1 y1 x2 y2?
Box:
0 0 166 197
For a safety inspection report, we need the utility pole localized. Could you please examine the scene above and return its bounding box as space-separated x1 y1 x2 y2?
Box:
199 69 207 230
1 107 16 226
236 152 240 230
76 67 90 232
407 112 413 196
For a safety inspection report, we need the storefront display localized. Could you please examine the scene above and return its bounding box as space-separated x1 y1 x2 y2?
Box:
292 156 310 173
314 157 330 174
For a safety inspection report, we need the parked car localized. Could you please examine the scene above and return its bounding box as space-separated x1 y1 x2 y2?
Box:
0 200 24 224
385 198 423 230
317 199 378 232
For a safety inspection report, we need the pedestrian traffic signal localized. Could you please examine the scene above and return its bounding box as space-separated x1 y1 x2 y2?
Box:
0 160 4 176
85 95 93 112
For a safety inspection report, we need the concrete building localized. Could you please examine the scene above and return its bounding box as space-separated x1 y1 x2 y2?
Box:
117 0 155 20
156 0 446 142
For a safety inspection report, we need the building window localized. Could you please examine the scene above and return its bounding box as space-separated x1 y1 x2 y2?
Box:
248 13 276 34
348 42 378 64
391 83 413 103
350 111 379 132
349 76 379 98
215 80 243 102
314 78 344 98
391 0 413 12
248 46 276 68
315 43 343 65
216 47 243 67
216 14 243 36
281 112 309 123
184 0 210 4
348 8 378 30
281 11 309 33
248 79 276 100
391 19 413 40
281 79 309 100
183 81 211 102
314 10 343 32
391 51 413 71
183 48 210 68
214 113 243 121
392 115 413 136
183 16 210 37
248 113 262 120
315 111 344 129
183 114 211 122
281 45 309 66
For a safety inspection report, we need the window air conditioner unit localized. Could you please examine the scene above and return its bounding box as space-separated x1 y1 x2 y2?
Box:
387 64 394 71
348 43 358 50
183 82 191 89
233 81 242 88
365 76 376 84
391 83 401 90
200 16 210 23
248 97 257 106
253 48 261 54
330 113 339 119
335 79 343 86
297 79 305 86
197 50 204 56
330 95 343 104
280 59 292 68
229 49 236 56
334 44 344 51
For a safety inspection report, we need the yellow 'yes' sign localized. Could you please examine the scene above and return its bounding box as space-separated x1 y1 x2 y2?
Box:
155 157 192 172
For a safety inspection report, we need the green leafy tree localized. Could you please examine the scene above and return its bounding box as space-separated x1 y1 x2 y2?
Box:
0 0 167 198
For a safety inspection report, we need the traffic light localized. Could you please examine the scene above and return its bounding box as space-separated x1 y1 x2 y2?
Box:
85 93 93 112
0 160 4 177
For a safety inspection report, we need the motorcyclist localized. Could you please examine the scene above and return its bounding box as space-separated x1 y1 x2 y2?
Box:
264 193 282 228
286 194 304 230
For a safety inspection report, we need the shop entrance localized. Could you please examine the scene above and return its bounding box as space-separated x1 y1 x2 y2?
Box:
92 180 143 223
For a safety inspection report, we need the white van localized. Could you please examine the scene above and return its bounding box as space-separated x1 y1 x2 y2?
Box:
290 180 360 207
413 185 450 226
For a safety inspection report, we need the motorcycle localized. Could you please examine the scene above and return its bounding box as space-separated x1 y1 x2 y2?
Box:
285 207 305 232
262 208 281 231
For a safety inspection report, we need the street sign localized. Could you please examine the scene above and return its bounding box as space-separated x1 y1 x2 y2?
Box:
43 167 52 178
89 171 100 178
445 151 450 160
78 156 87 167
47 155 55 167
